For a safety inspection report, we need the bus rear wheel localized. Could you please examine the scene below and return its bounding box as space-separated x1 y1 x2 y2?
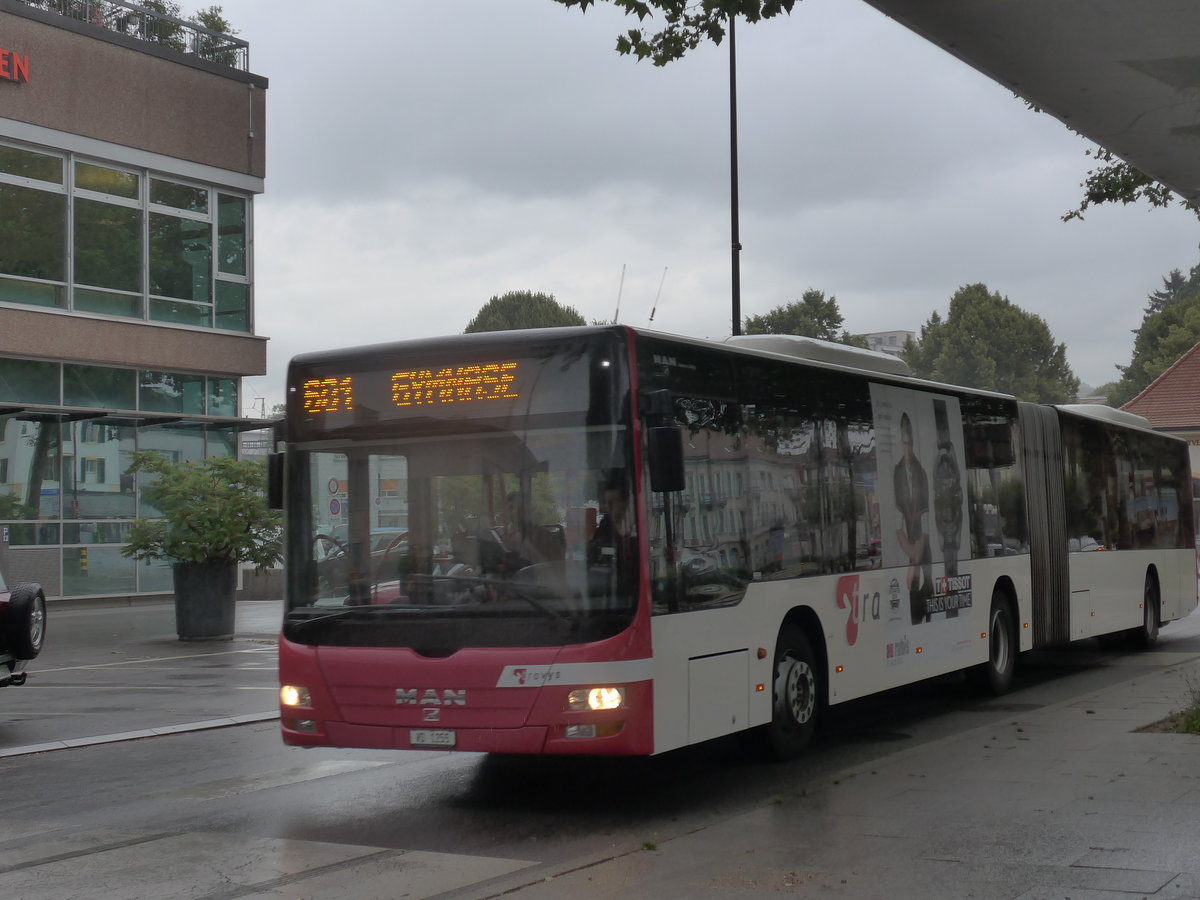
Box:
969 590 1015 695
752 625 820 761
1128 575 1159 650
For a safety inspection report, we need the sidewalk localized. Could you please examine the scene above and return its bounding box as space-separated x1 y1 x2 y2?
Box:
0 599 282 758
457 617 1200 900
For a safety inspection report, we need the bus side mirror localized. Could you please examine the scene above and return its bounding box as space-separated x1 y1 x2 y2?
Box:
648 426 685 493
267 452 284 510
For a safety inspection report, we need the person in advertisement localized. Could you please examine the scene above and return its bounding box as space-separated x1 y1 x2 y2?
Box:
893 411 933 624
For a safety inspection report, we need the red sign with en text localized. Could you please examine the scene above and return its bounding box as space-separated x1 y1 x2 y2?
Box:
0 46 30 84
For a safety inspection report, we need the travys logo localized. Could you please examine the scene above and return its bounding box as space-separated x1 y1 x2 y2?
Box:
836 575 881 646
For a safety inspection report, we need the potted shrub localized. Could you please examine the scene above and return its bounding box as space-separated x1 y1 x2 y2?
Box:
122 452 282 641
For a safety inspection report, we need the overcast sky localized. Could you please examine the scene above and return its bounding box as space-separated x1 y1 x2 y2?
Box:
210 0 1200 415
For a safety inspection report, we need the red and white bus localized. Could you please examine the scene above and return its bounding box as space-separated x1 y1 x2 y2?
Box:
276 326 1196 758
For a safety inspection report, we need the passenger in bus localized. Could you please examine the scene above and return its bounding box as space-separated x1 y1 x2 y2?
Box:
894 412 933 623
589 480 636 594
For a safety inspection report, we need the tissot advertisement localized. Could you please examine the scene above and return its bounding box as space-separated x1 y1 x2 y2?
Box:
870 384 972 627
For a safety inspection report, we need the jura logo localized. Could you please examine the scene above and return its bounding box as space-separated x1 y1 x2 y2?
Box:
395 688 467 706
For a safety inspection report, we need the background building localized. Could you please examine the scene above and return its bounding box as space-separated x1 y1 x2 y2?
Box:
0 0 267 599
864 330 915 359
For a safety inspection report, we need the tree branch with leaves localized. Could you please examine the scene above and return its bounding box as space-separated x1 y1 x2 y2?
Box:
550 0 798 65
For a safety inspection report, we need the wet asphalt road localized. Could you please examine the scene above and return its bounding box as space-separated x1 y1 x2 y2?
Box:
3 599 1200 899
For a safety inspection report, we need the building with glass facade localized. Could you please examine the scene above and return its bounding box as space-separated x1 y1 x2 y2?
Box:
0 0 268 599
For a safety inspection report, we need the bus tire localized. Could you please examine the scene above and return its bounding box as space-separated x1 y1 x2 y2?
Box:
7 584 46 660
1127 574 1159 650
752 624 820 761
969 590 1015 696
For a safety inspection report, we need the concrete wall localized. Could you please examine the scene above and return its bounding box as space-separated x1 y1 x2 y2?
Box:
0 1 266 178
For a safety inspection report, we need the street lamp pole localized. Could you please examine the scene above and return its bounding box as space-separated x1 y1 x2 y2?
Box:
728 13 742 336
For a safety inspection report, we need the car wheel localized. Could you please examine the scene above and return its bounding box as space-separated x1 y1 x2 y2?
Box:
8 583 46 660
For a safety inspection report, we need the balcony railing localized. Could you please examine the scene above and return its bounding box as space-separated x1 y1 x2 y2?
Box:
16 0 249 71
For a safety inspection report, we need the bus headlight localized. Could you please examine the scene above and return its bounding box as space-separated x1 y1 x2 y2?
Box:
567 686 625 711
280 684 311 707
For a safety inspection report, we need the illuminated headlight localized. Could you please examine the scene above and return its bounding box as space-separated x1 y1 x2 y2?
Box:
567 686 625 711
280 684 311 707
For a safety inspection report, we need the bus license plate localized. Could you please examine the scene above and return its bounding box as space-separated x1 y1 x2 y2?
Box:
411 729 456 748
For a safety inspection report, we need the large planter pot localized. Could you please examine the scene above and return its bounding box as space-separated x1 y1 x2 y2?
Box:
172 560 237 641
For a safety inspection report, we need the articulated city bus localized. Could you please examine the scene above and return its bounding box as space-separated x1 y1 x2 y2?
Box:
276 326 1196 758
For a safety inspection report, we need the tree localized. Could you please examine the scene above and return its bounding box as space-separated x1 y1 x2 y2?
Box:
191 5 241 67
1105 258 1200 406
742 288 867 347
1107 294 1200 406
464 290 587 333
122 452 282 570
903 283 1080 403
549 0 797 65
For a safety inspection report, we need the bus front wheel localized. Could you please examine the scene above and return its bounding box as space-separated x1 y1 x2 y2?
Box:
1128 575 1159 650
753 624 820 761
969 590 1015 695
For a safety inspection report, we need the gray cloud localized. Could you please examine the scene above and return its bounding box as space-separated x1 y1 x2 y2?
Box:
220 0 1200 413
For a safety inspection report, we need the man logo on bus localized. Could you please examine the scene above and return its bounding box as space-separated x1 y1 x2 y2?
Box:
836 575 881 646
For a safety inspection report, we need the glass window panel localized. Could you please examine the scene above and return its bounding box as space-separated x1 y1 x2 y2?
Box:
74 161 139 199
217 193 246 276
1 523 61 545
0 145 63 183
61 421 135 519
0 356 59 404
75 198 141 292
139 371 205 414
0 418 61 520
0 275 64 308
137 557 175 593
207 377 238 417
150 212 211 302
74 287 142 318
134 424 205 519
206 426 236 457
63 364 136 409
137 423 205 465
64 522 131 543
62 545 136 596
0 183 66 281
150 178 208 213
215 280 249 331
149 298 211 326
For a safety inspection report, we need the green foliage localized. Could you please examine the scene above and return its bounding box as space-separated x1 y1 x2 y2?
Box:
1105 261 1200 406
742 289 868 347
1064 148 1200 222
464 290 587 333
121 452 282 570
549 0 798 65
139 0 187 51
903 283 1080 403
1108 294 1200 406
192 5 240 66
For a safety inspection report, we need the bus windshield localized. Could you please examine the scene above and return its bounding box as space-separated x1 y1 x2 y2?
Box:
282 331 637 654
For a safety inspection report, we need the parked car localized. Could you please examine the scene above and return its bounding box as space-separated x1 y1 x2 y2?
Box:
0 565 46 688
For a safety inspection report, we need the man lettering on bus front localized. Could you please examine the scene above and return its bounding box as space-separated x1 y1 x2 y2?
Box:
894 412 932 624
